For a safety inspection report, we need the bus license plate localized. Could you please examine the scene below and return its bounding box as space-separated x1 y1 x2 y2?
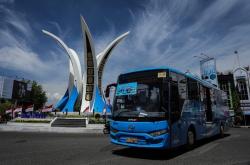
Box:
126 138 138 143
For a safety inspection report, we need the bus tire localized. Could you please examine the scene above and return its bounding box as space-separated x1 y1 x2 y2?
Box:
186 129 195 150
219 124 224 138
103 128 109 134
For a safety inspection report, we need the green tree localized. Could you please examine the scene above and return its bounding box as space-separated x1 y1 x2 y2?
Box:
30 81 47 110
231 90 243 125
0 101 13 115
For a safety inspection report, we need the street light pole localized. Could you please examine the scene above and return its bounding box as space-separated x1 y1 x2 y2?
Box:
200 53 210 59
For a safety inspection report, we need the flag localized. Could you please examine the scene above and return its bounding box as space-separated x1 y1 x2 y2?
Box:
46 104 53 108
83 106 90 113
41 104 53 112
25 105 34 112
5 109 12 114
102 107 107 115
13 107 22 113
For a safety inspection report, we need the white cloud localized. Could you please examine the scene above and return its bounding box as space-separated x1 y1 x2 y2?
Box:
94 0 250 89
0 5 33 38
1 0 250 105
0 0 14 4
0 5 68 103
0 46 49 74
46 91 63 105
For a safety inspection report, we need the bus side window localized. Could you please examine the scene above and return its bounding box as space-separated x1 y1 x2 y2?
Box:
187 78 199 101
187 78 201 115
170 81 180 123
178 75 187 111
162 80 169 118
170 72 183 123
202 86 213 122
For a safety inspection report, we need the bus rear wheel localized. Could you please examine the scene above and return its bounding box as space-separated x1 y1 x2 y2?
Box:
186 130 195 150
219 125 224 138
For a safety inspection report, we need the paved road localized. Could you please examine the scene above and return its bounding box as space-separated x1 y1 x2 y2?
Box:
0 128 250 165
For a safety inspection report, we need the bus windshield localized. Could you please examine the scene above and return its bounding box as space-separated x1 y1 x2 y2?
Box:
113 71 168 121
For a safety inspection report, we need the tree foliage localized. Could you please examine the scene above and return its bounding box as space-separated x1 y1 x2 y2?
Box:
231 90 243 124
30 81 47 110
0 101 13 115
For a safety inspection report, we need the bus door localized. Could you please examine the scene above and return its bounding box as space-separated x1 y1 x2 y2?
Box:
203 87 213 136
169 73 182 147
187 79 206 139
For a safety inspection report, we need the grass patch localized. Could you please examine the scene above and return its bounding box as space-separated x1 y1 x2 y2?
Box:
62 115 83 118
88 117 105 124
14 119 51 123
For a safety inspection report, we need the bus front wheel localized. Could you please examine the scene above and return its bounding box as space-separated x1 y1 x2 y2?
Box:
186 129 195 150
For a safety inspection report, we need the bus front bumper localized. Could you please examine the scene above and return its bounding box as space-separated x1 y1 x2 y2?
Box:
110 131 170 149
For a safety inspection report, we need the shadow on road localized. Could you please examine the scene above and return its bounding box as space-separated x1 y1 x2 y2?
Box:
112 134 230 160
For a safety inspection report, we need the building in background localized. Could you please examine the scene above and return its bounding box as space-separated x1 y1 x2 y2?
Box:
233 67 250 125
0 75 32 103
0 76 14 99
217 73 235 117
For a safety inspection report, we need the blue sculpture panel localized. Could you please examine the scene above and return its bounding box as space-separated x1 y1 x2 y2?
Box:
61 86 78 112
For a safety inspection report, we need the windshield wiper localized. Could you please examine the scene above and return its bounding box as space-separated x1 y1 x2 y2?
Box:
138 112 148 117
114 109 136 117
161 106 168 112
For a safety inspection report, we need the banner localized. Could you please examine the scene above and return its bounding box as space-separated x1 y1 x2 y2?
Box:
13 107 22 113
12 80 28 99
41 104 53 112
200 57 218 87
41 108 52 112
25 105 34 112
5 109 12 114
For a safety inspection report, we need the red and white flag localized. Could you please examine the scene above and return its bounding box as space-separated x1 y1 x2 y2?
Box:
25 105 34 112
5 109 12 114
83 106 90 113
41 104 53 112
13 107 22 113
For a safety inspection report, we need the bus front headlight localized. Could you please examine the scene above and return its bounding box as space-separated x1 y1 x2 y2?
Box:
110 127 119 133
149 129 168 137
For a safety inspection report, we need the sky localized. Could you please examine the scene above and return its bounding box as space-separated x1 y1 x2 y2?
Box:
1 0 250 104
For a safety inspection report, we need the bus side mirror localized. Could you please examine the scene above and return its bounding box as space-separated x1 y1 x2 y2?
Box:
105 87 110 98
105 83 117 98
171 111 181 123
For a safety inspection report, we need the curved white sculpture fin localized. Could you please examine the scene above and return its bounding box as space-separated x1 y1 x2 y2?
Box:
97 31 129 95
68 59 74 94
68 48 83 95
42 30 83 95
80 16 98 113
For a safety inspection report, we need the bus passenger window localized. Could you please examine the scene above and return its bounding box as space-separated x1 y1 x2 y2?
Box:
178 75 187 111
187 79 199 101
202 86 212 122
170 81 180 123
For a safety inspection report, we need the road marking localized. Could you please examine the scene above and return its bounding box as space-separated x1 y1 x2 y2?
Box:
198 143 218 154
99 144 122 152
180 143 219 159
86 157 123 165
223 134 240 141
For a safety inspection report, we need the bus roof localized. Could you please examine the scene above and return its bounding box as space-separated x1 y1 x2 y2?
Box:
121 67 219 90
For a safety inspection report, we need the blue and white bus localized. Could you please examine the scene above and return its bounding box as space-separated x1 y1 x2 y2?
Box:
106 67 230 149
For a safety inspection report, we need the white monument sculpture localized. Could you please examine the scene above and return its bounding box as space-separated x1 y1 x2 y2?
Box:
43 16 129 113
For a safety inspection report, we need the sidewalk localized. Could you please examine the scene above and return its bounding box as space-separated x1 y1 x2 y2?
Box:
233 125 250 128
0 122 104 134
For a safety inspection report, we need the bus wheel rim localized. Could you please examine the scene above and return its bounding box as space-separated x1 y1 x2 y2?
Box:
188 131 194 145
220 126 224 135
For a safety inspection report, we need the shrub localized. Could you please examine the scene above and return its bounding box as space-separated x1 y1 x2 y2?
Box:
94 113 101 120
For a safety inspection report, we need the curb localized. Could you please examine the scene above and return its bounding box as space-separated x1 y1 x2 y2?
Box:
233 126 250 128
0 123 104 134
